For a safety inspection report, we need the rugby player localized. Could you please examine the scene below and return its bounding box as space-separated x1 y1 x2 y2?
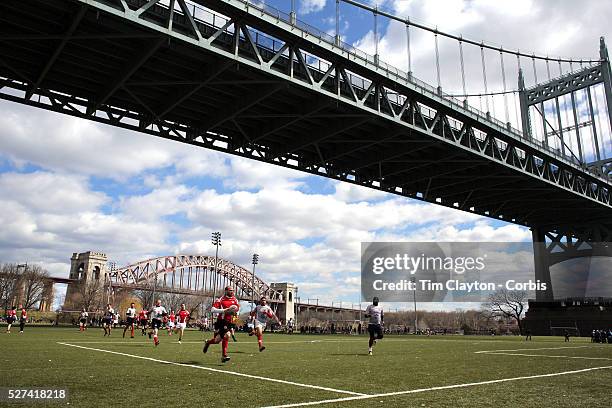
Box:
175 304 190 344
123 302 137 338
149 300 167 346
103 304 114 336
166 310 176 336
138 308 148 336
364 297 384 355
202 286 239 363
6 306 17 333
19 305 27 334
250 296 280 352
79 308 88 332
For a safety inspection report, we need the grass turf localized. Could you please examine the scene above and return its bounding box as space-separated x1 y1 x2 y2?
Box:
1 326 611 407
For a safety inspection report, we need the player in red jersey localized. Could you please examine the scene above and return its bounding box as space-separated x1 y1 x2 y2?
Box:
174 304 190 344
138 309 148 336
202 286 239 363
166 310 176 336
19 305 27 334
6 306 17 333
250 297 280 352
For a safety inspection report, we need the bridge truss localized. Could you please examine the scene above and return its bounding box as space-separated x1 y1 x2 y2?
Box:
0 0 609 229
107 255 284 303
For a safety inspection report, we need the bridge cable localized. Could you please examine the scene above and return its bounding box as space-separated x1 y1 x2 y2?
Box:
514 54 522 131
434 31 441 91
459 38 467 104
531 56 538 84
480 45 489 113
546 58 551 80
339 0 599 63
406 18 412 78
373 6 379 63
500 49 510 124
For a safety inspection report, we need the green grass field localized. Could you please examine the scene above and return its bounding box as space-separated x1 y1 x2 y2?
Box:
1 326 611 407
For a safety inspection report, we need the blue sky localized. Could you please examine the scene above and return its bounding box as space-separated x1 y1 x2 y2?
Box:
0 0 610 311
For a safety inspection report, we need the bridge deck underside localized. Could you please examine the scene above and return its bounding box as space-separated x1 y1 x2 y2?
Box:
1 0 610 229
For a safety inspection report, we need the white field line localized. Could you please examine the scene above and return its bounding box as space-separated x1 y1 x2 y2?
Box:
482 352 612 361
474 345 593 354
64 337 567 346
260 365 612 408
57 342 365 396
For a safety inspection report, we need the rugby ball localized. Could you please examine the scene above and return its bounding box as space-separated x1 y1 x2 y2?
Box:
225 305 239 315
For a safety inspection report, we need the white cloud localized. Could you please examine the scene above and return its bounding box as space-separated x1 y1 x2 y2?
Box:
300 0 326 14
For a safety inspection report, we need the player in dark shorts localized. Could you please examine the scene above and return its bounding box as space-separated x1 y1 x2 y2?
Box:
365 297 384 355
203 286 240 363
123 302 137 339
149 300 167 346
79 308 89 332
102 304 115 336
138 309 148 335
6 306 17 333
19 305 27 334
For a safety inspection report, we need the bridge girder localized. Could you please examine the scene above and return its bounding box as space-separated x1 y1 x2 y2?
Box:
0 0 610 231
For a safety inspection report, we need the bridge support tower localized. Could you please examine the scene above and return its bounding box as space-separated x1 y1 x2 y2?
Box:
64 251 108 310
270 282 297 323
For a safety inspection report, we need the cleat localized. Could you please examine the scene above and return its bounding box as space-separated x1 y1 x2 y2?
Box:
131 336 134 339
178 340 181 344
368 351 373 356
221 356 230 363
202 341 210 354
259 346 266 352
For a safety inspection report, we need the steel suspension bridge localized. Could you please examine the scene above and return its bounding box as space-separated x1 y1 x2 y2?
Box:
1 0 611 301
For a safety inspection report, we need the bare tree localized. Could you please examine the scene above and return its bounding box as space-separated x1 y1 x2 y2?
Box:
20 265 48 310
0 263 20 311
74 279 105 311
484 288 528 334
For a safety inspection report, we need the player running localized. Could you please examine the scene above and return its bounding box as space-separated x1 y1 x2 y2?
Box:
175 304 190 344
365 297 384 356
166 310 176 336
138 308 148 335
103 304 115 336
202 286 239 363
123 302 137 338
19 305 27 334
79 308 89 332
250 296 280 352
149 300 167 346
6 306 17 333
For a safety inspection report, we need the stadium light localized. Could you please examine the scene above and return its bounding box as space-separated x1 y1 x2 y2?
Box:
251 253 259 314
211 231 222 302
411 276 418 333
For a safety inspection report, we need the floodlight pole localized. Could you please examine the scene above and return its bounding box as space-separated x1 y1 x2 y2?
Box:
251 253 259 314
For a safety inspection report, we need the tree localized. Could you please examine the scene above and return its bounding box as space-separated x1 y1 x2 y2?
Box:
484 288 528 334
0 263 20 311
20 265 48 310
74 279 105 311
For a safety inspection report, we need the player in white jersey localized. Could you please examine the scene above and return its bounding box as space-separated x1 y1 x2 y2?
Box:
149 300 167 346
364 297 384 355
103 304 115 336
123 302 137 339
79 308 88 332
249 297 280 352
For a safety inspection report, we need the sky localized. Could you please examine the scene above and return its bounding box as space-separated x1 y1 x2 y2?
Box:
1 0 610 311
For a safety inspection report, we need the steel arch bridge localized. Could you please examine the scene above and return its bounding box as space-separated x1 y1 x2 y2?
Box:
107 255 284 303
